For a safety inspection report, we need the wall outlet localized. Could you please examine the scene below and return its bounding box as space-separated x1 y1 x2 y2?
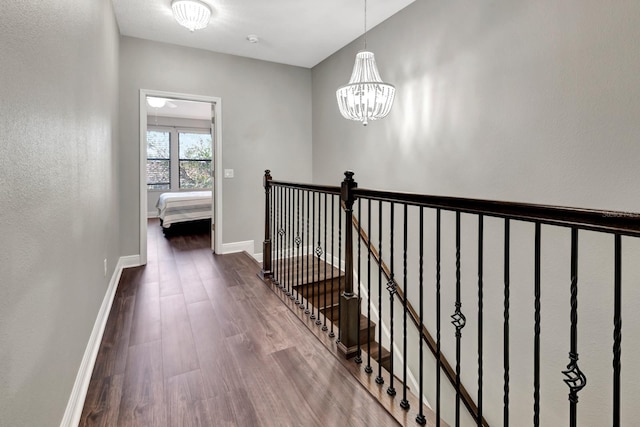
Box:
104 258 107 277
224 169 234 178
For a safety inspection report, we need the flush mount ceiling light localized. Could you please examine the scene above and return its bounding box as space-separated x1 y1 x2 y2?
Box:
147 97 167 108
336 0 395 126
171 0 211 32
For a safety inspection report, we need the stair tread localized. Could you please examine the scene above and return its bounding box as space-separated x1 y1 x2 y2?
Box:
366 341 391 361
273 254 343 283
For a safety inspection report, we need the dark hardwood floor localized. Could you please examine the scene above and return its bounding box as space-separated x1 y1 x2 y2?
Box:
80 219 399 426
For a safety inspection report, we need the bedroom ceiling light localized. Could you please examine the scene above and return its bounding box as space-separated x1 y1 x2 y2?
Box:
336 0 395 126
147 97 167 108
171 0 211 32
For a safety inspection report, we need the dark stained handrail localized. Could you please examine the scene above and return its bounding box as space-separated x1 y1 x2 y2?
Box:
272 180 640 237
355 188 640 237
270 180 341 195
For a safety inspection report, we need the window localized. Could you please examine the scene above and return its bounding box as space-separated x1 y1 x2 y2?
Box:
146 130 170 190
146 127 212 191
179 132 212 189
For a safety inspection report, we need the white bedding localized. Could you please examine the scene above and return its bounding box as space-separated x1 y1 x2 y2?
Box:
156 191 212 228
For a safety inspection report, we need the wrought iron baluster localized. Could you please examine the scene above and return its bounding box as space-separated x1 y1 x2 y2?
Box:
400 204 409 410
288 187 292 293
416 207 426 425
451 211 465 427
504 219 510 427
280 186 284 287
387 202 396 396
337 197 343 343
534 222 541 426
304 191 310 314
354 197 361 357
477 215 484 427
269 185 274 279
563 228 586 427
287 187 292 296
283 187 288 292
365 199 372 374
318 192 326 327
277 186 283 287
310 192 317 320
436 208 441 427
295 189 301 304
292 188 297 298
613 234 622 427
376 200 384 385
273 186 278 285
271 185 276 283
329 195 336 338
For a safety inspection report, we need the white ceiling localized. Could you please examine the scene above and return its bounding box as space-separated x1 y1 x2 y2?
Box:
112 0 415 68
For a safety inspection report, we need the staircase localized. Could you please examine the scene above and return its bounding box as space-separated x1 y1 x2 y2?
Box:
273 254 391 370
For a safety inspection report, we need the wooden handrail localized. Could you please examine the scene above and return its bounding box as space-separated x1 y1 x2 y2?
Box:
270 179 341 195
355 187 640 237
349 205 489 427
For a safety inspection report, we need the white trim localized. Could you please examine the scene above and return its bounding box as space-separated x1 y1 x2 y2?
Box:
119 254 141 269
221 240 254 255
139 90 223 264
60 255 141 427
252 252 263 263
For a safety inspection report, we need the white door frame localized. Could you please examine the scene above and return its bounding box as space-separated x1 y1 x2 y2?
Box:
139 89 223 265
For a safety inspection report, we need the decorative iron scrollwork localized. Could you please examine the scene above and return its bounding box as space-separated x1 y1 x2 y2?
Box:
451 303 466 332
562 352 587 401
315 245 323 258
386 280 397 296
294 235 301 247
278 228 285 237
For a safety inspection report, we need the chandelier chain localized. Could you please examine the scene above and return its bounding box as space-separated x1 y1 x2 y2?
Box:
364 0 367 50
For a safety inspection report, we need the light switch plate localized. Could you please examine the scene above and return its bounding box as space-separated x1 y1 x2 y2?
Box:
224 169 234 178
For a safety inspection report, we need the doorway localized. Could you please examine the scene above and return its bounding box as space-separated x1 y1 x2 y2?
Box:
139 90 222 265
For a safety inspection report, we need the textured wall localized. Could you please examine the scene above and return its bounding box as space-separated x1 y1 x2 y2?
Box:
312 1 640 425
0 0 120 425
119 37 313 256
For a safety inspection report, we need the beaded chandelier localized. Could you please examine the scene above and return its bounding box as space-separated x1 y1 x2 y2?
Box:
336 0 395 126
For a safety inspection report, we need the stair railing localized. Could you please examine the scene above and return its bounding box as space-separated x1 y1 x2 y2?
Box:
261 170 640 427
349 205 488 426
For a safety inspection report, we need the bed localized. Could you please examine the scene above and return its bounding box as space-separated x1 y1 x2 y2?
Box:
156 191 212 230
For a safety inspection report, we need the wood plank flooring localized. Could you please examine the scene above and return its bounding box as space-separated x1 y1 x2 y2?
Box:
80 219 399 426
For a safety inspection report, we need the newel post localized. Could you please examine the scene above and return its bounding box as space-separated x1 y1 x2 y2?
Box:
338 171 360 358
260 170 273 279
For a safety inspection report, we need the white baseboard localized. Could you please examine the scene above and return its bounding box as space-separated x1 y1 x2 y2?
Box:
221 240 254 255
119 254 141 269
60 255 141 427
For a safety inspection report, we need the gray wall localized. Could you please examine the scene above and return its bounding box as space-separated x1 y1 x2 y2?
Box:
313 1 640 213
119 37 313 256
0 0 120 425
312 1 640 426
